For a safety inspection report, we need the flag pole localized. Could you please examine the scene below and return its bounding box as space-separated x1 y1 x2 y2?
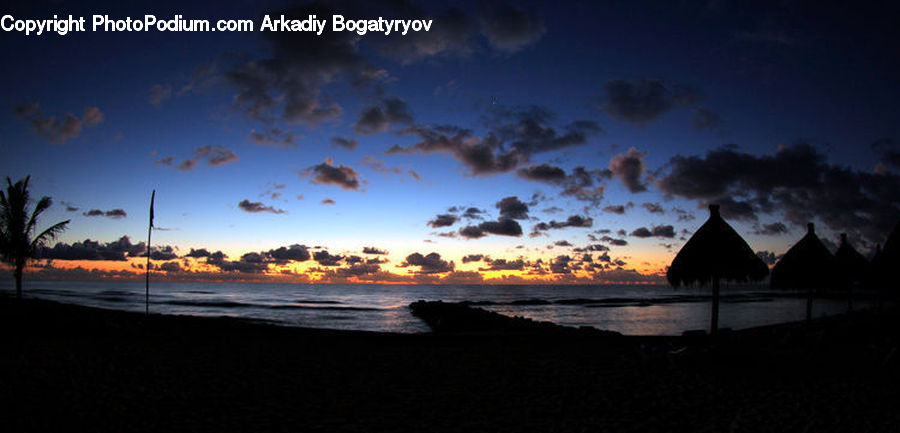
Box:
146 190 155 315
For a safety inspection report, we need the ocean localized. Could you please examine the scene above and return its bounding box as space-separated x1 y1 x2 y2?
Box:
0 280 874 335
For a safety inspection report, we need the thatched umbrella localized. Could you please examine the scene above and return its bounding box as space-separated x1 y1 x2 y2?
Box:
870 221 900 300
770 223 837 322
668 204 769 334
834 233 868 311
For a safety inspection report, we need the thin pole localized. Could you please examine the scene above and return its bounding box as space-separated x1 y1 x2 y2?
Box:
146 190 155 315
806 288 813 323
711 277 720 335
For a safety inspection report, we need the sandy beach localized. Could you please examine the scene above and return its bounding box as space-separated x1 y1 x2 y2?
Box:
1 295 899 432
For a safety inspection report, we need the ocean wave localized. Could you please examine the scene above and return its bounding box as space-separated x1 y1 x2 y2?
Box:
95 296 129 303
457 293 777 308
97 290 135 297
267 305 380 312
164 300 251 308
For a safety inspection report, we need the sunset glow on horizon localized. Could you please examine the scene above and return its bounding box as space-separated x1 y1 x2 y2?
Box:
2 1 898 285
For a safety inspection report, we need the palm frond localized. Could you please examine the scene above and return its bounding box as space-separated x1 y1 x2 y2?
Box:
26 196 52 235
0 189 8 213
0 190 9 236
3 178 27 236
30 220 70 253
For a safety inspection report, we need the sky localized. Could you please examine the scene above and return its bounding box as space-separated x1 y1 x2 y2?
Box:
1 0 898 284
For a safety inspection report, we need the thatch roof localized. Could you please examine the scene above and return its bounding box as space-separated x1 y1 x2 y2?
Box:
770 223 837 290
881 220 900 261
667 204 768 287
871 220 900 290
834 233 868 285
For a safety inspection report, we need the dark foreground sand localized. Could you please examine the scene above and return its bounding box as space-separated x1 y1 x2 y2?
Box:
2 295 900 432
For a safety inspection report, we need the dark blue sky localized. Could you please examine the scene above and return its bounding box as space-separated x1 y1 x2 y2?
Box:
1 0 898 283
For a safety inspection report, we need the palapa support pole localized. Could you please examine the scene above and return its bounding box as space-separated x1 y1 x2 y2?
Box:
847 285 853 313
806 289 813 323
711 276 720 335
145 190 155 315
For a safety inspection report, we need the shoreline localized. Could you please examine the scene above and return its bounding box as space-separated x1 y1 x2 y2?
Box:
3 295 900 431
3 281 885 337
3 290 881 337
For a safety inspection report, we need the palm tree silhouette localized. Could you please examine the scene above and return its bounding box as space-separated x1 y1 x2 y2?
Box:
0 176 70 298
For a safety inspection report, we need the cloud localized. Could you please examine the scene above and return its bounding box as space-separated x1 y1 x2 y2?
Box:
459 218 523 239
872 138 900 169
207 251 269 273
609 147 648 193
37 236 177 262
196 145 239 166
516 164 609 205
480 258 527 271
477 3 545 53
602 204 628 215
630 225 676 238
479 219 524 236
428 214 459 228
362 246 387 255
516 163 567 183
184 248 211 258
550 255 572 274
266 244 311 263
496 196 529 220
671 207 695 222
158 145 239 170
361 156 421 181
754 222 788 236
389 106 602 175
178 159 198 171
201 244 311 274
756 250 778 266
238 199 286 214
158 261 182 273
39 236 145 261
305 158 362 190
331 136 358 151
600 236 628 246
353 98 413 134
143 246 178 261
531 215 594 235
313 250 343 266
225 1 384 126
82 107 104 126
460 207 485 219
642 202 665 214
401 252 454 274
461 254 485 263
603 79 672 125
692 107 723 130
148 84 172 106
321 198 336 205
602 79 702 125
333 263 382 277
14 102 104 143
372 7 473 64
573 244 609 253
83 209 127 219
658 142 900 245
248 128 298 148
